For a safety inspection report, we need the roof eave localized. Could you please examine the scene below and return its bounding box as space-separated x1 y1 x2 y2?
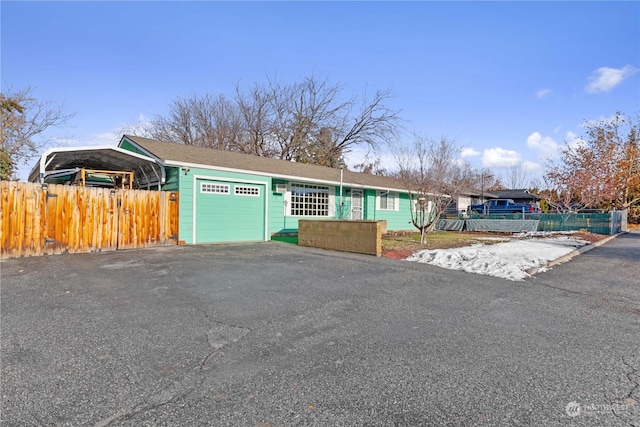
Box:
162 160 408 193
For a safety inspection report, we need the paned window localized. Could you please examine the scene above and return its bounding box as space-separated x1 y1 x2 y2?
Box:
378 192 396 210
235 186 260 196
201 183 230 194
290 183 329 216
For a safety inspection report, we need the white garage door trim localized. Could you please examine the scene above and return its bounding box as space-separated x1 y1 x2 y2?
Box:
192 174 269 244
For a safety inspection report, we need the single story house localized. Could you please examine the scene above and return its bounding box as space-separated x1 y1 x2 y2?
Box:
28 137 421 244
108 135 416 244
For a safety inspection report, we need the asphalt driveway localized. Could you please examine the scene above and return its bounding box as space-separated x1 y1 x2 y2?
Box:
1 233 639 426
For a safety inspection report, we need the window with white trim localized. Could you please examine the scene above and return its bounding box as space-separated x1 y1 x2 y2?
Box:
235 185 260 197
201 182 230 194
290 183 330 216
377 191 398 211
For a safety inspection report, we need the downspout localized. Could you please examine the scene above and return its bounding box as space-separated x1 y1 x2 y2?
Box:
339 166 343 220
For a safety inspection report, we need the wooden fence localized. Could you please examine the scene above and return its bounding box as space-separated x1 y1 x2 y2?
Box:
0 181 179 258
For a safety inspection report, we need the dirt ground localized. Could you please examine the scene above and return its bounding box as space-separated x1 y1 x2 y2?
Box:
381 230 610 260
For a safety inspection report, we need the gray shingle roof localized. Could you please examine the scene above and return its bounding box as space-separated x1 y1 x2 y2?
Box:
122 135 408 191
490 189 541 200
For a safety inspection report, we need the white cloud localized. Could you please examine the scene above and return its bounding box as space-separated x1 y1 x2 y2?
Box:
482 147 521 168
565 131 585 150
535 88 552 98
54 127 124 150
585 65 638 94
526 131 559 159
521 160 542 173
453 158 467 167
461 147 480 157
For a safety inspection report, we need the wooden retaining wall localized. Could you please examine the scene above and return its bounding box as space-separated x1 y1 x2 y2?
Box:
0 181 179 258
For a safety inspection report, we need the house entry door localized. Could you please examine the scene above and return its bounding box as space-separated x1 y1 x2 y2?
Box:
351 190 363 220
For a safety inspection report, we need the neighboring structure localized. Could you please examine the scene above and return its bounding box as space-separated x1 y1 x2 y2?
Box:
115 135 415 244
446 189 499 215
489 189 541 205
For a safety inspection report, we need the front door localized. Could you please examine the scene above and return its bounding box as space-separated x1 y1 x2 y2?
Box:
351 190 363 220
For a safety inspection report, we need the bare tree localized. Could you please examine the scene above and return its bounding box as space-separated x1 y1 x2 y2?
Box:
320 86 401 167
242 76 401 167
395 135 473 244
353 153 388 176
148 94 244 151
235 82 277 157
1 87 75 180
133 75 402 168
504 162 531 189
117 115 154 139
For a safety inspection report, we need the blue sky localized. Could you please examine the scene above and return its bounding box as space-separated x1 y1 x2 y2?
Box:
2 1 639 183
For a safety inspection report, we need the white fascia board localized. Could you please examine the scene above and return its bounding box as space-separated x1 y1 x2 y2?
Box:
164 160 408 194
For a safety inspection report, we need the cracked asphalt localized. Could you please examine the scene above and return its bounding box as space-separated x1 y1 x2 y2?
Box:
1 232 639 426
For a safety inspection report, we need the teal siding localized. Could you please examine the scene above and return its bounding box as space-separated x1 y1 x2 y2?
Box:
178 171 194 243
336 187 350 220
119 139 148 156
162 166 180 191
366 191 413 231
268 191 291 234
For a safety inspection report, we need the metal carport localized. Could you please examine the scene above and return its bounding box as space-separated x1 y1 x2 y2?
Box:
28 146 165 189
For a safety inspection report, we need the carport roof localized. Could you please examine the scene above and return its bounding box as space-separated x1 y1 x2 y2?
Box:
121 135 409 192
28 146 165 189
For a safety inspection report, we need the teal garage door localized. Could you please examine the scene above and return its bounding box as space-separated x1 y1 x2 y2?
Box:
195 179 266 243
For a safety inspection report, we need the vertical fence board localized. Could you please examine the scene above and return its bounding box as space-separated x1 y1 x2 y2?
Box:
169 192 179 243
44 185 56 255
23 183 39 257
118 191 129 249
135 190 144 247
1 182 12 257
69 186 80 253
13 182 24 256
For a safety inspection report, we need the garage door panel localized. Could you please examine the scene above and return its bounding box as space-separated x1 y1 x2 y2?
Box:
195 179 265 243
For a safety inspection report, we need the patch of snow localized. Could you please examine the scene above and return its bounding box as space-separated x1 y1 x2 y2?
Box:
406 237 589 281
513 230 579 238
